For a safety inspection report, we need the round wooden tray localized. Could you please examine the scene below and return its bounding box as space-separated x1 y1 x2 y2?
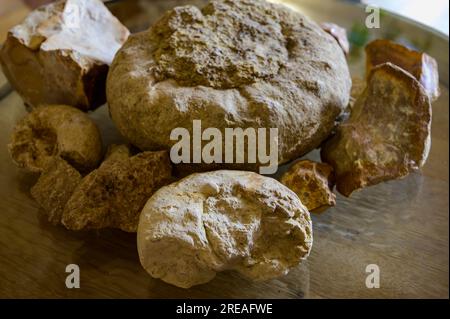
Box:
0 0 448 298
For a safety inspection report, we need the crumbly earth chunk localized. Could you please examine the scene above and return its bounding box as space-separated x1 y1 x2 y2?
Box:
137 170 312 288
321 63 432 197
0 0 129 110
31 157 82 225
281 160 336 213
8 104 102 173
321 22 349 55
107 0 351 170
62 149 172 232
365 39 440 101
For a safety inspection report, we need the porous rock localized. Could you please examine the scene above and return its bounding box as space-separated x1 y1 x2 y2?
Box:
365 39 440 101
62 146 173 232
0 0 129 110
8 104 102 173
281 160 336 213
137 170 313 288
31 157 82 225
107 0 351 171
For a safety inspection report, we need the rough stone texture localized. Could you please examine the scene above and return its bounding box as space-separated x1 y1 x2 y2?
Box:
62 147 173 232
321 22 349 55
365 39 440 102
138 170 313 289
107 0 351 170
321 63 432 197
31 157 82 225
8 104 102 173
281 160 336 213
0 0 129 110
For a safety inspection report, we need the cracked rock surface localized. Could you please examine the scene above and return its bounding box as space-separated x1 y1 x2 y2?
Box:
62 146 173 232
138 170 312 288
107 0 351 170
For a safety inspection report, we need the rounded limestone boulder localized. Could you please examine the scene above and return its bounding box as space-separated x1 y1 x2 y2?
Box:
107 0 351 171
137 170 313 288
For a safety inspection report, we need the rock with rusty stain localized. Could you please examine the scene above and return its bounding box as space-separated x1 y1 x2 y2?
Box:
0 0 129 110
321 63 432 197
281 160 336 213
31 157 82 225
365 39 440 101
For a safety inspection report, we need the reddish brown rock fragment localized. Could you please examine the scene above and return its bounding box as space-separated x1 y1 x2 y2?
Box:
62 148 173 232
31 157 82 225
321 63 432 197
365 39 440 101
281 160 336 213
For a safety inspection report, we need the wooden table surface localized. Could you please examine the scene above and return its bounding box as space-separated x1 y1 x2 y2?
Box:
0 0 448 298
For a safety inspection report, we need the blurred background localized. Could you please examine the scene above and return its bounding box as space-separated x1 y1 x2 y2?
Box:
0 0 448 44
361 0 448 35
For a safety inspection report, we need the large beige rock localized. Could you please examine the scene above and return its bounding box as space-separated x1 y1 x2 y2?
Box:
137 170 313 288
0 0 129 111
107 0 351 171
